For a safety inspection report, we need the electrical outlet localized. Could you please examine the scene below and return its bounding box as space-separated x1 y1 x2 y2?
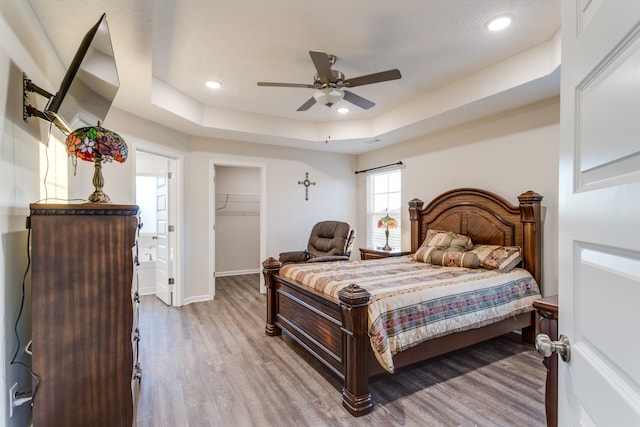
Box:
9 383 17 418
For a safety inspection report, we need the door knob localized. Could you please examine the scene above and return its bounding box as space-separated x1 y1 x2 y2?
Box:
535 333 571 362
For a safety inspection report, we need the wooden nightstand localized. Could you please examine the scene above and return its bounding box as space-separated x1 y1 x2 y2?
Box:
359 247 411 260
533 295 558 427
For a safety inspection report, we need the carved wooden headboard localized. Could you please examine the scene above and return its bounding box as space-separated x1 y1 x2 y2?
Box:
408 188 543 290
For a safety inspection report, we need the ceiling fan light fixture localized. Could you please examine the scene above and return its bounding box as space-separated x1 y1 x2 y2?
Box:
257 50 401 111
486 14 513 31
313 87 344 107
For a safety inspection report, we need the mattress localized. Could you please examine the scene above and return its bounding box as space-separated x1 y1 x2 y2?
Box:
280 256 541 373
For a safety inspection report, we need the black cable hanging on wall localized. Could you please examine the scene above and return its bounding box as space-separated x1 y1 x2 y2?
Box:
354 161 403 175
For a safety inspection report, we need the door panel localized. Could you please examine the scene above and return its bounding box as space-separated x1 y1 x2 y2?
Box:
155 161 171 305
573 245 640 423
577 28 640 188
578 247 640 379
559 0 640 425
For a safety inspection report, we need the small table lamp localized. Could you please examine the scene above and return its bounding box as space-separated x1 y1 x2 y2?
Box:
377 213 397 251
65 122 128 203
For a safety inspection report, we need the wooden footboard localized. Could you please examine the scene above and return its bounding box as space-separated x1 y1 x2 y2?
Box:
263 257 345 375
263 188 543 416
263 258 374 415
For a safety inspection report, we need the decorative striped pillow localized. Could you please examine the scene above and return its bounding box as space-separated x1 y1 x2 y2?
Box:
469 245 522 273
421 229 456 247
429 249 479 268
413 245 438 263
413 229 474 263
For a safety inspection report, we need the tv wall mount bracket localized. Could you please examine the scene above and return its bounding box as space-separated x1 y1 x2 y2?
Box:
23 73 55 123
23 73 72 135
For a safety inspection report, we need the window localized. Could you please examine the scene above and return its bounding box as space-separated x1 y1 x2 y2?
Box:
136 175 157 234
367 168 402 250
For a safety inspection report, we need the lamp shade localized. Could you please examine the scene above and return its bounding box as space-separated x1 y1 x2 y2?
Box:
65 123 128 163
377 214 397 229
65 122 127 203
313 87 344 107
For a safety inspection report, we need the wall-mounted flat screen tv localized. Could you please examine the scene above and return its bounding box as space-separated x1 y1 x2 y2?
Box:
42 13 119 135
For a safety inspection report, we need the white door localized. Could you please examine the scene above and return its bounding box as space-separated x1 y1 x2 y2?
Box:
155 159 171 305
558 0 640 425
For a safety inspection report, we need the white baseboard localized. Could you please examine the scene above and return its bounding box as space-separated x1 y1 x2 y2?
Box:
177 270 261 305
183 294 213 305
215 269 260 277
138 286 156 296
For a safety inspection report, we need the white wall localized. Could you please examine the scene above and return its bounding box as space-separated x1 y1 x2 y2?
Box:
356 97 560 295
186 137 357 300
1 1 66 424
106 95 559 323
101 110 358 302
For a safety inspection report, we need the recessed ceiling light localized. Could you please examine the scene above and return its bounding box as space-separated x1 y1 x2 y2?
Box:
486 15 513 31
337 107 349 114
205 81 221 89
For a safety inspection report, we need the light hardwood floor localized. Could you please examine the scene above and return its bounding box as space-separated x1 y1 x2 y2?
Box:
135 274 546 427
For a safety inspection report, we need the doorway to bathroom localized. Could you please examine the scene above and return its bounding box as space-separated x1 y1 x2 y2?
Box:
136 150 182 306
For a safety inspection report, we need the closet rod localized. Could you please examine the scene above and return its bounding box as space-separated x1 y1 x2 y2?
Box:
215 193 260 211
354 161 403 175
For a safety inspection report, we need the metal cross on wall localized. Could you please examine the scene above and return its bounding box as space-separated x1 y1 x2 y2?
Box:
298 172 316 201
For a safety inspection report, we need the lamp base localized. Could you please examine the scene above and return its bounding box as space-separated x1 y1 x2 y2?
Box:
86 190 112 204
84 156 112 203
380 227 392 251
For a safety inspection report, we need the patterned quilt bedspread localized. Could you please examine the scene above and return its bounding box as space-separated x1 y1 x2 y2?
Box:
280 256 541 373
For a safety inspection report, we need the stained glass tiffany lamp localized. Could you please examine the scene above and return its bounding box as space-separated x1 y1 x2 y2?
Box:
377 213 397 251
65 122 128 203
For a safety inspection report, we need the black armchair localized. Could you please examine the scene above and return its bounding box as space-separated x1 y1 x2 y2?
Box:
279 221 356 264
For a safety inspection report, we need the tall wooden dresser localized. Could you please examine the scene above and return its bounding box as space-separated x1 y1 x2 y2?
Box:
29 204 140 427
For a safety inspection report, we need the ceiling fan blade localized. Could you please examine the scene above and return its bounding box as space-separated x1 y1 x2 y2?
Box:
309 51 333 82
257 82 315 88
343 69 402 88
297 97 317 111
343 90 375 110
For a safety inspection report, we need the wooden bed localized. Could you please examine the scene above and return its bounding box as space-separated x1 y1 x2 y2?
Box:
262 188 543 416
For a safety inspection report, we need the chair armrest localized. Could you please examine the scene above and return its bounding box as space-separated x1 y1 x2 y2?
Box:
279 250 308 264
307 255 350 263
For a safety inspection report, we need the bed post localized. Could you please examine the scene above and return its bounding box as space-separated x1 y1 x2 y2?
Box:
409 198 425 253
517 191 543 288
517 191 543 343
262 257 282 336
338 284 373 416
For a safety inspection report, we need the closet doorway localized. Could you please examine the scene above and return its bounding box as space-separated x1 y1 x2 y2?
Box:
210 161 266 298
136 150 182 306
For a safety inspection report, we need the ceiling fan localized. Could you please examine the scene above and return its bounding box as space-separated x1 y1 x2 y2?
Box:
257 51 402 111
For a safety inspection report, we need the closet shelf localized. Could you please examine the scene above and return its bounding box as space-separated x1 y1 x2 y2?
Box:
215 193 260 215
